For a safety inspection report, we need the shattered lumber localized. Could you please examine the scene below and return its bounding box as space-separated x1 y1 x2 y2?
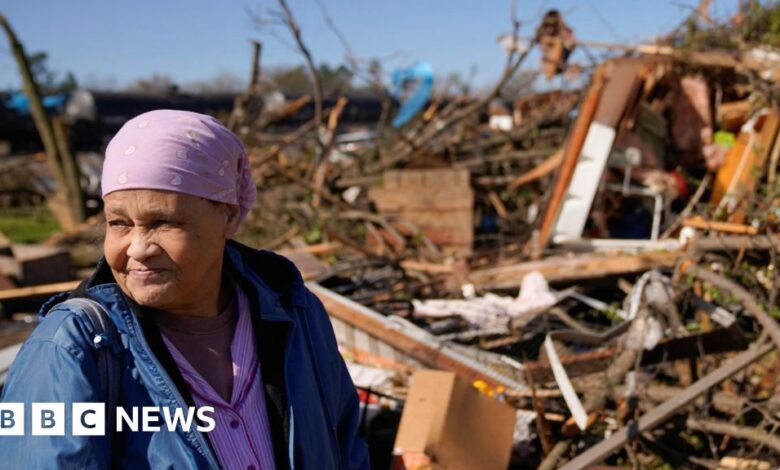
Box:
682 216 758 235
559 342 775 470
536 64 606 253
468 250 679 290
0 279 80 301
508 148 563 188
307 282 527 392
690 234 780 253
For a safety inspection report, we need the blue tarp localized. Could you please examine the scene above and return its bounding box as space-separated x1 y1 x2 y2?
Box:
3 91 67 114
391 63 434 128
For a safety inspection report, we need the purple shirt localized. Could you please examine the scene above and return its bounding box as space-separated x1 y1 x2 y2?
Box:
161 285 277 470
156 296 238 402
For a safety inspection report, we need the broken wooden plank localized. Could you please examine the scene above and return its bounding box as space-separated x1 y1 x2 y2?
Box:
0 279 80 301
536 64 606 252
468 250 679 290
308 282 528 392
559 342 774 470
690 235 780 252
682 216 758 235
277 242 340 257
399 260 456 275
508 148 563 188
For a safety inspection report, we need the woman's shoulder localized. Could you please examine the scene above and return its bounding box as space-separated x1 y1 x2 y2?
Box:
26 298 99 359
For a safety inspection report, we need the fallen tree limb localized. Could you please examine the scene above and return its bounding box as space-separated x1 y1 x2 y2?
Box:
686 417 780 454
686 265 780 350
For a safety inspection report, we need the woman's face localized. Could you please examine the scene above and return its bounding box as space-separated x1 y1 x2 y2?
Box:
103 189 239 316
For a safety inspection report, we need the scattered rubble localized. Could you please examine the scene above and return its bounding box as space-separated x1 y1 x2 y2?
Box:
4 1 780 468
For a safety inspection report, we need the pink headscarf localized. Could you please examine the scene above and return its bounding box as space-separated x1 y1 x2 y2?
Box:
101 109 256 228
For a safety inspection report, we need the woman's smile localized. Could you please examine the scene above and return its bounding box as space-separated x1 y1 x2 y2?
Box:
127 268 165 280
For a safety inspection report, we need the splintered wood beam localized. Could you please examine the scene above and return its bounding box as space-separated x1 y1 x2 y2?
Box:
535 64 606 254
468 250 679 290
308 282 528 392
0 280 80 302
682 216 758 235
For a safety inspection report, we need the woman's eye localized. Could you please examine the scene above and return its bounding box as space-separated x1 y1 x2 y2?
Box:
107 220 128 228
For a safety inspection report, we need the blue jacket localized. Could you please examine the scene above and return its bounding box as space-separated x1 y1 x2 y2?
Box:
0 241 369 469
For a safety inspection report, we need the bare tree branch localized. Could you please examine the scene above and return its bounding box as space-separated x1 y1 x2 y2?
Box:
274 0 324 140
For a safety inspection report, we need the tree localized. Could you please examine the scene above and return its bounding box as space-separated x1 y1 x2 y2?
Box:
268 65 312 95
26 51 78 93
81 73 119 91
0 13 85 231
499 69 537 100
125 73 179 94
183 71 247 94
318 63 353 96
268 63 354 96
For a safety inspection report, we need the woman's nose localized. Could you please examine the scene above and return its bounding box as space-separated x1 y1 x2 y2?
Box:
126 231 162 261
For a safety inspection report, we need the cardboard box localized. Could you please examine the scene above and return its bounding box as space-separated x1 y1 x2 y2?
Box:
393 370 516 470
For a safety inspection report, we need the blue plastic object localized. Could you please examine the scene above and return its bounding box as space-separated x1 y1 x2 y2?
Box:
4 91 66 114
391 63 434 128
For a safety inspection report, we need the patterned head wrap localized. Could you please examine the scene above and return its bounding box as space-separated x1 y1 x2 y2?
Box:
101 109 256 228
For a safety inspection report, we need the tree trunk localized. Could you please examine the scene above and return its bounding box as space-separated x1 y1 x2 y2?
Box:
0 13 85 231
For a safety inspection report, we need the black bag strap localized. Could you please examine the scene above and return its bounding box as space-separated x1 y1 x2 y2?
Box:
62 298 121 435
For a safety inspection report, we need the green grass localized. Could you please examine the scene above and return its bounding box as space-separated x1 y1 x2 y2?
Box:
0 206 60 244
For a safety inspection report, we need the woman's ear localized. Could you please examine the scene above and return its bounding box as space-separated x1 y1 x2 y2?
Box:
224 204 241 238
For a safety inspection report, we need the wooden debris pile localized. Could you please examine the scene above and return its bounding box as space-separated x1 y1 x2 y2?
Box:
224 3 780 467
4 1 780 468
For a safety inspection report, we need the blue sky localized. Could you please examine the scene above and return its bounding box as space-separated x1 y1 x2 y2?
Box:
0 0 738 91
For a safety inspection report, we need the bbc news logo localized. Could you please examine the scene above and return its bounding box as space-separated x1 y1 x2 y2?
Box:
0 403 215 436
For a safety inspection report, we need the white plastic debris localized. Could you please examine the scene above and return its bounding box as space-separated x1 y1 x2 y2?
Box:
461 283 476 299
545 335 588 431
513 409 538 444
342 186 361 204
345 362 396 389
624 315 663 351
412 271 557 329
509 271 558 318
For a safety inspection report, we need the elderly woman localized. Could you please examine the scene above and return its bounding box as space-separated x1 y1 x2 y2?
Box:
0 110 368 469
